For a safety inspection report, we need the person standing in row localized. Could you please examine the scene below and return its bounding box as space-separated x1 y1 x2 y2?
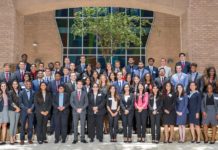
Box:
175 84 188 143
188 82 201 143
87 83 106 142
8 80 21 144
107 85 120 142
120 84 134 143
162 82 176 143
34 82 52 144
134 82 149 142
0 82 9 145
71 80 88 144
201 84 218 144
19 81 35 145
53 85 70 143
149 85 163 144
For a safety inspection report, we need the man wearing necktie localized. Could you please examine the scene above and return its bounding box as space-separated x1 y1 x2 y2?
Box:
0 63 16 88
61 68 70 83
114 72 127 96
19 81 35 145
154 68 169 91
70 80 88 144
32 70 44 92
175 53 191 74
145 58 159 80
15 61 26 82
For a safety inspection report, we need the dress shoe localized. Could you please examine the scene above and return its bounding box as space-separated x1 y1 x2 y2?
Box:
28 141 33 144
81 139 88 143
20 141 24 145
72 140 78 144
54 140 59 144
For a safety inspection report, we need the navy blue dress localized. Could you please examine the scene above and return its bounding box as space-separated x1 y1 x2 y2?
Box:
188 92 201 125
176 95 188 125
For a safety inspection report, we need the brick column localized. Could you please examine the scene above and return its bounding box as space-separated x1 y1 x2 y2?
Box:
181 0 218 72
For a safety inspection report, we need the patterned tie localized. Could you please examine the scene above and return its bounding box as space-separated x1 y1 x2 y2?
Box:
5 72 9 82
77 91 81 101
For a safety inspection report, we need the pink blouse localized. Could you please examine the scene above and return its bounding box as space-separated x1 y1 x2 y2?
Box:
134 92 149 109
3 93 8 106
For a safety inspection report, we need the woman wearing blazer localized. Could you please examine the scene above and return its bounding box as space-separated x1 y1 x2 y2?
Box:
106 85 120 142
88 83 106 142
34 82 52 144
149 85 163 143
0 82 9 145
134 82 149 142
52 84 70 143
188 82 201 143
201 83 218 144
120 84 134 143
8 80 21 144
162 82 176 143
175 84 188 143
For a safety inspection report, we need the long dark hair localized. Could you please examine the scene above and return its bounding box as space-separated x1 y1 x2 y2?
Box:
11 80 21 102
176 84 185 97
122 83 131 95
0 82 9 98
108 85 119 102
162 82 174 96
36 82 49 104
136 82 145 103
151 84 160 98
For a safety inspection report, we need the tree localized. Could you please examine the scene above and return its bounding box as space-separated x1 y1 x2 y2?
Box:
71 7 151 62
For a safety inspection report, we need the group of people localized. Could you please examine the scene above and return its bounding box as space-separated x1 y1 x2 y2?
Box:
0 53 217 145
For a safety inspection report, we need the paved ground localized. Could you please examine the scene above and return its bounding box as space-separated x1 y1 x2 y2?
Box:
0 134 217 150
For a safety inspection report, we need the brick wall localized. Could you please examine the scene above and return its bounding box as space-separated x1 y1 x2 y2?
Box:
23 11 62 66
146 12 180 71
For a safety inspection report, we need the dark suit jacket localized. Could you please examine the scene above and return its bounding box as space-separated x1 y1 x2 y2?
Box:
148 94 163 114
175 61 191 74
48 80 63 95
8 90 20 111
88 92 106 115
16 62 31 72
70 90 88 114
154 76 169 91
32 79 44 92
65 81 77 95
14 70 25 82
95 68 105 75
76 64 87 74
19 89 35 113
106 96 120 111
52 92 70 114
113 80 128 96
120 94 134 114
187 72 203 93
0 72 16 86
145 66 159 80
34 92 52 115
126 64 138 75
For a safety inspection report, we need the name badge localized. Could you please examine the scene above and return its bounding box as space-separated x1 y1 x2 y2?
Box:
153 71 156 74
168 94 172 97
98 94 102 96
179 97 183 101
109 98 112 100
214 97 218 100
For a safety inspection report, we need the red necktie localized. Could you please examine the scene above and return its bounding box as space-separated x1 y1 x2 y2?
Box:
21 71 24 81
77 91 81 101
182 62 185 69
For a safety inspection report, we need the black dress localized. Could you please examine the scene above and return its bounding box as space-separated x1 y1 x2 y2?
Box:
162 93 176 125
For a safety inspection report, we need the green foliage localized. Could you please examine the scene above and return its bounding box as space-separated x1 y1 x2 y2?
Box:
71 7 151 61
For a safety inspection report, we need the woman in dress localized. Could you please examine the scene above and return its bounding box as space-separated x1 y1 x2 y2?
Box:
175 84 188 143
134 82 149 142
0 82 9 145
201 83 218 144
162 82 176 143
188 82 201 143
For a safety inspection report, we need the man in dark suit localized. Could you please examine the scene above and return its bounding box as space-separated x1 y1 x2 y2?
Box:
125 57 138 77
145 58 159 80
61 57 71 71
52 85 70 143
113 72 128 96
95 62 104 75
49 72 63 96
175 53 191 74
87 84 106 142
154 68 169 91
15 61 26 83
16 54 31 72
32 70 44 92
0 63 16 88
19 81 35 145
76 55 87 79
187 63 203 93
70 80 88 144
61 68 70 83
